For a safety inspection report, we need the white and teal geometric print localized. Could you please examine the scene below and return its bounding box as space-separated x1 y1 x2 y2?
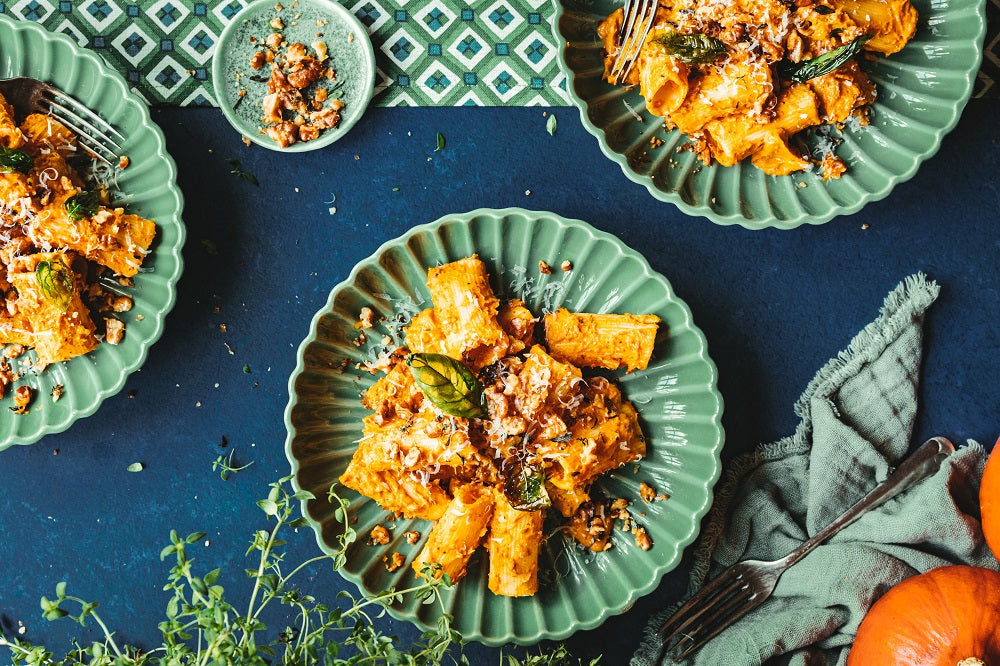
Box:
1 0 573 107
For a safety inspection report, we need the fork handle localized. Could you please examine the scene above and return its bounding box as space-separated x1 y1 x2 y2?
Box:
782 436 955 568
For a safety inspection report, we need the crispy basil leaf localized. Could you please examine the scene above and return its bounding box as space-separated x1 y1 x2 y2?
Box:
64 190 101 222
0 146 33 174
35 259 75 312
813 4 836 14
653 31 727 64
776 35 871 82
503 461 551 511
406 353 486 419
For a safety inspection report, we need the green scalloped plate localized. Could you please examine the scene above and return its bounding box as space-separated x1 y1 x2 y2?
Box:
284 208 724 645
552 0 986 229
0 16 185 449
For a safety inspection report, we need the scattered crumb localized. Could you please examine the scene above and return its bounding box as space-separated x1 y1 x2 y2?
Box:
355 306 374 329
538 260 551 275
560 260 572 272
118 155 130 169
404 530 421 545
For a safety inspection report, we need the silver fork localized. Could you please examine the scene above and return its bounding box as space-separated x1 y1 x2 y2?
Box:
0 77 125 166
609 0 658 85
658 436 956 662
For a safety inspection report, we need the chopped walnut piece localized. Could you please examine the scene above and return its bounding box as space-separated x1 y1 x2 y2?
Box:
51 384 64 402
297 124 319 142
12 385 33 414
383 552 405 572
3 344 24 359
112 296 134 313
269 17 285 30
635 527 653 551
355 306 375 329
560 260 573 272
265 121 299 148
538 260 551 275
639 481 657 503
250 51 267 70
265 32 283 49
404 530 421 545
368 524 391 545
104 318 125 345
118 155 130 169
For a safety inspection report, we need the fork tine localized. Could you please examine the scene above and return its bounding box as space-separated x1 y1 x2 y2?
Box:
610 0 657 84
658 572 746 642
671 592 766 662
46 97 124 151
42 87 126 142
44 113 116 167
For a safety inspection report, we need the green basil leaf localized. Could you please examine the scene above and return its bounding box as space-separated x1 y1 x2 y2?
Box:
35 259 75 312
64 190 101 222
652 31 727 64
406 352 486 419
503 461 551 511
776 35 871 82
0 146 33 174
813 4 836 14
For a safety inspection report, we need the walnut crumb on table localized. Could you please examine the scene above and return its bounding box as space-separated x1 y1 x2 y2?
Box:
538 260 551 275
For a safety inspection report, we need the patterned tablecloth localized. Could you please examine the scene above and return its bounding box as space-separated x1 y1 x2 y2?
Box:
1 0 996 104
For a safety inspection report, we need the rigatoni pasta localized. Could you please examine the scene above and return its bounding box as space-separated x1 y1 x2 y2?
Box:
340 255 662 596
598 0 917 178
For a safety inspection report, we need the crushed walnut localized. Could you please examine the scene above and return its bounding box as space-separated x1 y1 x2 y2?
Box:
244 7 345 148
538 260 552 275
368 524 391 546
382 551 405 572
11 385 33 414
104 318 125 345
355 306 374 330
404 530 421 545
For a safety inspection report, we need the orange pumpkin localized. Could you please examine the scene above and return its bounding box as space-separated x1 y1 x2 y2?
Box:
982 438 1000 561
848 565 1000 666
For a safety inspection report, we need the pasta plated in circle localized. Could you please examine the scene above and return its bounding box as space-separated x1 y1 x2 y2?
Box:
553 0 986 229
284 208 725 645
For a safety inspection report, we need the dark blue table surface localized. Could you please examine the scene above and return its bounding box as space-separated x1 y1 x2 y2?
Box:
2 101 998 664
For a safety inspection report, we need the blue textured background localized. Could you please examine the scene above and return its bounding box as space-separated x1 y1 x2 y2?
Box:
1 102 998 664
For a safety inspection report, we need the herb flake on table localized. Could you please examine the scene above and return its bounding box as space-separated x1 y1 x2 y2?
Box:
226 158 259 186
435 132 445 151
546 113 557 136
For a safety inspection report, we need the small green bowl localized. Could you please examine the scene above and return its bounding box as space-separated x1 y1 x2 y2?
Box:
212 0 375 152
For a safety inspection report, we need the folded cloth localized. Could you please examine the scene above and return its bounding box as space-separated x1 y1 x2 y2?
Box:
632 274 999 666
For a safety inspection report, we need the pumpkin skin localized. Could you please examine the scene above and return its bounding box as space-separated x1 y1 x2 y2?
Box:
848 565 1000 666
982 439 1000 561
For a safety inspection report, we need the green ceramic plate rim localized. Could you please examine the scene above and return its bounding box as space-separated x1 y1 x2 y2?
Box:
0 15 186 450
283 207 726 645
550 0 987 229
211 0 376 152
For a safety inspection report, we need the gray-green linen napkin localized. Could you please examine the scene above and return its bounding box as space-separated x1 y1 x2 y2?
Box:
632 274 999 666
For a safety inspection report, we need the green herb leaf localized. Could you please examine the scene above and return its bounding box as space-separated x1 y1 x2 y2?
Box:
64 190 100 222
126 462 144 472
243 364 251 374
545 114 557 136
776 35 871 82
435 132 445 151
35 259 75 312
652 30 728 64
227 158 260 186
503 460 551 511
814 4 836 13
406 353 486 419
0 146 33 174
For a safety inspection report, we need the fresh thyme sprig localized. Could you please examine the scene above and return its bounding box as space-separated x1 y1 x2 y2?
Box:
0 476 600 665
212 449 253 480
